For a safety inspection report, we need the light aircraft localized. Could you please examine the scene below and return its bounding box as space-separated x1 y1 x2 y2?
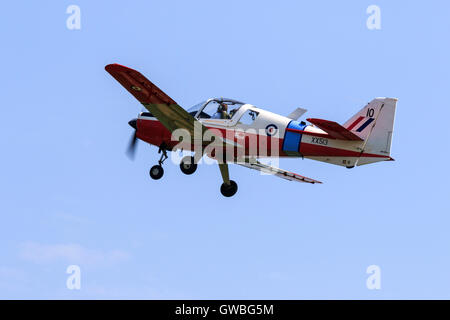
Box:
105 64 397 197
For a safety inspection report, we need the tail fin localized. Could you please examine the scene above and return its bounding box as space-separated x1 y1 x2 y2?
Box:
344 97 397 165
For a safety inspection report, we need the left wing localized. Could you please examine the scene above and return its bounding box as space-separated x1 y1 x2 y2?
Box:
106 63 201 138
237 160 322 184
106 64 240 149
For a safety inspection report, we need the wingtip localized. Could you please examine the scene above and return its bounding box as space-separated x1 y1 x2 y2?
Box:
104 63 116 71
105 63 135 73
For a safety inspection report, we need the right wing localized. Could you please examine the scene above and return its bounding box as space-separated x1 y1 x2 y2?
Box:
287 107 307 120
237 160 322 184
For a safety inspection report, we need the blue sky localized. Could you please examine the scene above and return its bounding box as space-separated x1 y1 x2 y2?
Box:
1 0 449 299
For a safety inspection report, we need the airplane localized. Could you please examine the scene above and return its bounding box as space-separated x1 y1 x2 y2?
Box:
105 64 397 197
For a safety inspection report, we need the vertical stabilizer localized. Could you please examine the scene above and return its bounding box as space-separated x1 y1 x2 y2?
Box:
344 97 397 165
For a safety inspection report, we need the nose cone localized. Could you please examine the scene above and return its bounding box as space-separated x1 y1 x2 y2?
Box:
128 118 137 129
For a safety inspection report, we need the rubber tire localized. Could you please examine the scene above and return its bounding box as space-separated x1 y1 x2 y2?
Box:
149 165 164 180
180 156 197 175
220 180 238 197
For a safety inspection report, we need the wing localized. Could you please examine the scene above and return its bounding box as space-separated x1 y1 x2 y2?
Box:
105 63 202 138
106 64 240 149
237 160 322 184
307 118 363 141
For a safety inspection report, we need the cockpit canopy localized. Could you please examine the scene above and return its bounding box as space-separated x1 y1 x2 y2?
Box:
187 98 245 120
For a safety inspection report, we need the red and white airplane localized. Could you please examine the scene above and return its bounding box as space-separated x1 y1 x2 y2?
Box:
106 64 397 197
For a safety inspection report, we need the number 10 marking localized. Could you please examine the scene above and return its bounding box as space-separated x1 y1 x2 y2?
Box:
366 108 375 117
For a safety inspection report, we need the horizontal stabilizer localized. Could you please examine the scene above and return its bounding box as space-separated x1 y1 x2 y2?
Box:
307 118 363 141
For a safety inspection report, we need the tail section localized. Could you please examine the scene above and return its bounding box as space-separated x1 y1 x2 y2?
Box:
344 97 397 165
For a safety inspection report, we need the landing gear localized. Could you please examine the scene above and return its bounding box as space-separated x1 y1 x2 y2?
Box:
220 180 238 197
180 156 197 175
149 165 164 180
149 146 168 180
218 162 238 197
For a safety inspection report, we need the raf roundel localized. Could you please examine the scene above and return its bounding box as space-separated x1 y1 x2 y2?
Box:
265 124 278 136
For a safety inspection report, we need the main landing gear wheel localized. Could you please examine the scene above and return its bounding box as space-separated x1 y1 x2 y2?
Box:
180 156 197 175
149 165 164 180
220 180 238 197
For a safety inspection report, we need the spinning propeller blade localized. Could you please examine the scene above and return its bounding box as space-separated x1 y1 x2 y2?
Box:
126 119 138 160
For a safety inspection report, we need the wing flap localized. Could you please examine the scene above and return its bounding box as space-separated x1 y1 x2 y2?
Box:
307 118 363 141
237 160 322 184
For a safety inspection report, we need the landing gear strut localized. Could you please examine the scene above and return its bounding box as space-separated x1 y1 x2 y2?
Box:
149 146 168 180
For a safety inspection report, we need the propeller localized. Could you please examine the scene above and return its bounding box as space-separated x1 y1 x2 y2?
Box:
126 119 138 160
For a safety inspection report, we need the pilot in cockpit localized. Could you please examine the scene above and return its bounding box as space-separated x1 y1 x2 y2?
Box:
213 103 231 119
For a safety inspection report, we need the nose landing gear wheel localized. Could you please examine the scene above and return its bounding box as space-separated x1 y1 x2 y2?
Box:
149 165 164 180
149 146 168 180
220 180 238 197
180 156 197 175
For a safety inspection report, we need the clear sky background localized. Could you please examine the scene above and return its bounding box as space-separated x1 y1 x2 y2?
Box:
1 0 449 299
